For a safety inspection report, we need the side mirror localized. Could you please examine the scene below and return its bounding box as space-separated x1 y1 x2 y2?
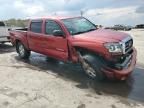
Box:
53 30 65 37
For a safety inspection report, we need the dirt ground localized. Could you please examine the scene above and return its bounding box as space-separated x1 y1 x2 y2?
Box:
0 29 144 108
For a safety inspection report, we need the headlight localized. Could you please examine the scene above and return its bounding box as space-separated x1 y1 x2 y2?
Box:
104 43 123 53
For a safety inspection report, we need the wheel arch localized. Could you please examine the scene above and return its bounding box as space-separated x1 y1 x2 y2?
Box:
74 46 101 57
15 39 22 53
15 39 21 45
75 48 106 80
15 40 31 59
15 39 29 50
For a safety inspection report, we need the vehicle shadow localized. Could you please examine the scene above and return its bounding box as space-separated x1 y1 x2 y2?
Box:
0 43 15 54
14 53 144 103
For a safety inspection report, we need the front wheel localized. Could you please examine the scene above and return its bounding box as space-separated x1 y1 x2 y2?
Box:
16 42 31 59
79 54 106 81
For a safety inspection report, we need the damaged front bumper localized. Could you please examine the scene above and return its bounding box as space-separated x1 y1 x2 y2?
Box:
102 48 137 80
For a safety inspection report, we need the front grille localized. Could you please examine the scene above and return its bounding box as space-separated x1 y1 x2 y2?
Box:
125 39 133 53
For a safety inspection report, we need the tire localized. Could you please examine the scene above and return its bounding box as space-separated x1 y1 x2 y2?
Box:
79 54 106 81
16 42 30 59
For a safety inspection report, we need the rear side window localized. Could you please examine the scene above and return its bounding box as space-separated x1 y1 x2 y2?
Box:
31 21 42 33
45 20 62 35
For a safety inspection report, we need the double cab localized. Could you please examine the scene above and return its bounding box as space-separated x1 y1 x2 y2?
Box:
9 16 137 81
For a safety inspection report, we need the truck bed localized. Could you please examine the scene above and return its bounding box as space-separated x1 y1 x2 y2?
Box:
12 27 28 31
9 28 28 47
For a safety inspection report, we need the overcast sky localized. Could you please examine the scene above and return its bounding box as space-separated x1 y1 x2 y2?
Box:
0 0 144 26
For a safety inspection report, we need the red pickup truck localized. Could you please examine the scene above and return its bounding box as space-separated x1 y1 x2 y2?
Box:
9 17 137 81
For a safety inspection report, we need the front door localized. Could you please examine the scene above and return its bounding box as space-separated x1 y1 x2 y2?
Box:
40 20 68 61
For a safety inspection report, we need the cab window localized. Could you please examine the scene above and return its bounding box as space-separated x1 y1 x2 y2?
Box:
31 21 42 33
45 20 62 35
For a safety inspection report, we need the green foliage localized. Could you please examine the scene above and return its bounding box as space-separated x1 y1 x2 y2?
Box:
4 19 29 27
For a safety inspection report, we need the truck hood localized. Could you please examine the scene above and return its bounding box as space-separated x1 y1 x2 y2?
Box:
72 29 131 43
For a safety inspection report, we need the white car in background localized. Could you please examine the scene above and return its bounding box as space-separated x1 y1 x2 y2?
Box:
0 21 10 43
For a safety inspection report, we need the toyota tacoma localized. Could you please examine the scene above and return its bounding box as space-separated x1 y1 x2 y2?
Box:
9 17 137 81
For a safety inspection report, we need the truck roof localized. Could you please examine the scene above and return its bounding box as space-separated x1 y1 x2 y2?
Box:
31 16 81 21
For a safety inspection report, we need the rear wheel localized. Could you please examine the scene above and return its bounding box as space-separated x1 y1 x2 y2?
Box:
79 53 106 81
16 42 30 59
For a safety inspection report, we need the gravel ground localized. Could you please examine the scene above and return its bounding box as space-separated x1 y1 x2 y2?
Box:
0 29 144 108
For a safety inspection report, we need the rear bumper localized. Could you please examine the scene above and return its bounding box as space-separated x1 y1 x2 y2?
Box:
102 48 137 80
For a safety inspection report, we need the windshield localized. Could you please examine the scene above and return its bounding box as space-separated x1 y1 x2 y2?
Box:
62 17 97 35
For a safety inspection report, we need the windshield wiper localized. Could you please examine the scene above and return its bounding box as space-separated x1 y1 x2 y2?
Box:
73 31 86 35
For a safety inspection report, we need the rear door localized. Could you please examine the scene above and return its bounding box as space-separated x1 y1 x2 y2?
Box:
41 20 68 61
27 20 43 53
